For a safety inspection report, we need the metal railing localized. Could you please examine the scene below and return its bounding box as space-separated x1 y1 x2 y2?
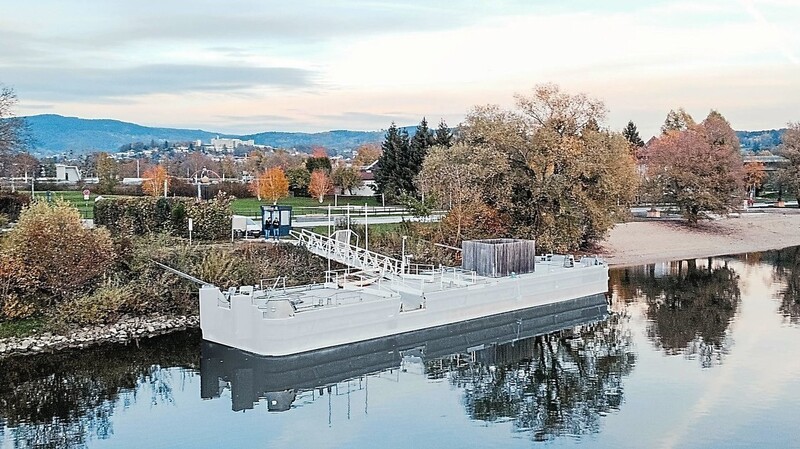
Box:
291 229 435 278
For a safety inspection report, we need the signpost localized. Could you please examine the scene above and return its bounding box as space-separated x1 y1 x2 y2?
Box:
188 218 193 244
83 189 90 219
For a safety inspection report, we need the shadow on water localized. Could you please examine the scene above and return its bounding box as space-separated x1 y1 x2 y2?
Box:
760 246 800 323
0 330 201 449
610 259 741 368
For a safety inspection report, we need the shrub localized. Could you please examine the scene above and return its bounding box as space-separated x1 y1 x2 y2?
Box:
182 193 234 240
94 193 233 241
32 182 81 192
0 191 30 221
208 181 253 199
170 179 196 197
56 281 135 325
111 184 143 196
2 200 116 310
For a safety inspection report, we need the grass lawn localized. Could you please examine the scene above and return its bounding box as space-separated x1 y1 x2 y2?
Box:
231 195 385 216
32 191 133 219
309 222 407 236
0 317 47 339
28 190 388 219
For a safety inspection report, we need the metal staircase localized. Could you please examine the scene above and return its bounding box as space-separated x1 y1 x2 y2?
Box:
290 229 434 279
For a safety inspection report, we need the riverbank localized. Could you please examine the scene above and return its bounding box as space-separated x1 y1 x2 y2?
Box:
599 209 800 267
0 314 198 359
5 209 800 357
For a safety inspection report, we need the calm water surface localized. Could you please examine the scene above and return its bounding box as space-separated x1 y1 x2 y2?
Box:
2 248 800 449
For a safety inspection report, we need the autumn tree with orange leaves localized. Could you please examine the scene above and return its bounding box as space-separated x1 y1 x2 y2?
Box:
142 165 170 197
308 169 332 203
743 161 767 199
645 110 744 223
251 167 289 203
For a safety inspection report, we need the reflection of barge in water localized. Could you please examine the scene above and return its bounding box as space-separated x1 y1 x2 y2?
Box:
197 231 609 357
200 294 609 412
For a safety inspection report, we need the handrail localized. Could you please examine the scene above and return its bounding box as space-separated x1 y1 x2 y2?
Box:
292 229 435 278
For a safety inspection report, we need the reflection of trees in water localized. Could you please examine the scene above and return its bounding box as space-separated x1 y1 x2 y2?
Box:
762 246 800 323
615 260 740 368
0 331 200 449
435 315 634 441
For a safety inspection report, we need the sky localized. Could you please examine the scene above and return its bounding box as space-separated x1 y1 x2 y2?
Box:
2 0 799 138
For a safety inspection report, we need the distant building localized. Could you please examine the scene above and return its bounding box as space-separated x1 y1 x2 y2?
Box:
210 137 255 153
55 164 82 182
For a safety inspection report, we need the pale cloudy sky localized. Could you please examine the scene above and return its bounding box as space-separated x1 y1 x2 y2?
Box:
2 0 799 138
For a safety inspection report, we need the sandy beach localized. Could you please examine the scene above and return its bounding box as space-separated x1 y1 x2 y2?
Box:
599 209 800 267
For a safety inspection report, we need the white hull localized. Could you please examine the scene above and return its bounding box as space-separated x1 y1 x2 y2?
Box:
199 260 609 356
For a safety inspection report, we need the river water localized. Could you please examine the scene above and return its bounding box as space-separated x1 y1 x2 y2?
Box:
2 248 800 449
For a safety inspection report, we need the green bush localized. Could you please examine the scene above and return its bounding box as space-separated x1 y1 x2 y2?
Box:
0 191 30 221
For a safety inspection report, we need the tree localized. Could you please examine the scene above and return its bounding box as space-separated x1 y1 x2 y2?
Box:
305 147 332 173
331 165 363 195
308 169 333 203
286 166 310 197
250 167 289 203
219 155 239 179
775 123 800 204
743 161 767 199
701 110 740 150
95 152 119 194
435 119 453 147
622 120 645 148
409 118 436 173
661 108 695 134
142 165 170 197
444 84 638 251
0 86 28 154
353 143 382 167
419 143 509 242
244 149 268 176
374 122 414 200
644 116 744 223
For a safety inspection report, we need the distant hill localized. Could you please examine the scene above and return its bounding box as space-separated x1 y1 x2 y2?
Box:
24 113 784 156
22 114 391 155
241 130 386 153
736 129 786 152
24 114 224 154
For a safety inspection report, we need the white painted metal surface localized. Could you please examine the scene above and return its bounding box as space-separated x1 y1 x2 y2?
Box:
199 234 609 356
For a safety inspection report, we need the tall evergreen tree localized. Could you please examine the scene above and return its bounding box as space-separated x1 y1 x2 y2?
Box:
435 119 453 147
622 120 645 147
409 118 435 178
375 123 414 199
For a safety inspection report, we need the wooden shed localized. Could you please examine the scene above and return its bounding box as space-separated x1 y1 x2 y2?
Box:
461 239 537 278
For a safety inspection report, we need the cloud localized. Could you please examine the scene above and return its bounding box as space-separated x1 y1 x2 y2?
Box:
4 1 484 51
4 64 315 101
312 111 421 125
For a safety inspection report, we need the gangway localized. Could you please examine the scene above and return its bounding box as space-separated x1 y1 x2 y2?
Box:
290 229 434 279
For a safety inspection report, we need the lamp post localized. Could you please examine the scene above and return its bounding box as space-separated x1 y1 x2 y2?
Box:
401 236 407 274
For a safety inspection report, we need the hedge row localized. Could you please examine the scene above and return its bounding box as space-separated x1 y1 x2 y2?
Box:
94 193 233 240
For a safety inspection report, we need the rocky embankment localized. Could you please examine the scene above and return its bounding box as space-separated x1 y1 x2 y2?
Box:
0 314 199 358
